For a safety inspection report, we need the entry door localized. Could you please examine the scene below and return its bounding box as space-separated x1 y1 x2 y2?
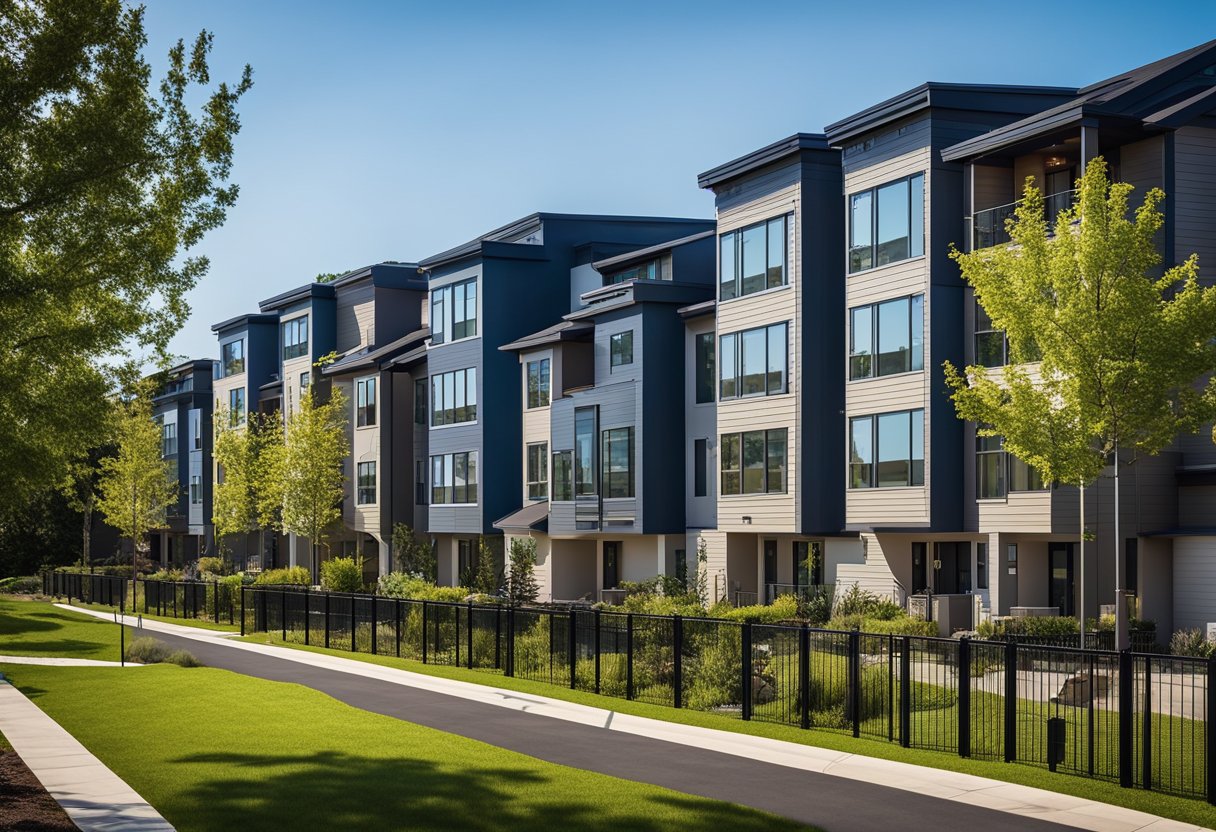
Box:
912 542 928 594
1048 542 1075 615
603 542 621 589
933 542 971 594
763 540 777 594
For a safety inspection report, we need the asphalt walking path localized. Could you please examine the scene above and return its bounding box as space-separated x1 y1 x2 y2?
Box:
48 609 1204 832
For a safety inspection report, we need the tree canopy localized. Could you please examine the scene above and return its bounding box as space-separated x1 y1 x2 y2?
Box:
0 0 252 515
280 386 348 581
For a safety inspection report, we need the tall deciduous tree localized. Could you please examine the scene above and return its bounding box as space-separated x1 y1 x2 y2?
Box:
280 387 348 585
0 1 252 515
96 388 178 567
212 409 283 565
392 522 435 581
945 158 1216 648
474 536 498 595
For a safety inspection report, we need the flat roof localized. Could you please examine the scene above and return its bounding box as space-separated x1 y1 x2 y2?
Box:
592 230 714 272
697 133 832 190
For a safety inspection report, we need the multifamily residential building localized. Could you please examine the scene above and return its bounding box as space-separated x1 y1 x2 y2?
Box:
193 40 1216 637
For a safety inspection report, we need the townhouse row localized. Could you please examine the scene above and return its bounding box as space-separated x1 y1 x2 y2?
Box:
157 40 1216 636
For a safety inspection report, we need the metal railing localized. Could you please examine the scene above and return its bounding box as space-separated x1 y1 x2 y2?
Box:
43 571 238 625
972 189 1077 250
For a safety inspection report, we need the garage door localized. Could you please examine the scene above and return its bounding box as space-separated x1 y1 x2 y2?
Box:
1173 537 1216 632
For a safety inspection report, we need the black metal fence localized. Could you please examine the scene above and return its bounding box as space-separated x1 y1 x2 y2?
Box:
240 586 1214 804
43 571 238 625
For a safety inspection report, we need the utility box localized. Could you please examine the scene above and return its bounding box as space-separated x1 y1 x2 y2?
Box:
1046 717 1066 771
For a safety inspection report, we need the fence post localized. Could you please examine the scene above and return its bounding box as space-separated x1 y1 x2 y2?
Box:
280 590 286 642
594 609 602 695
673 615 683 709
240 587 246 636
351 596 357 653
900 636 911 747
958 636 971 758
1004 639 1017 762
1142 656 1152 789
213 580 219 622
1207 656 1216 805
468 602 474 669
849 629 861 738
422 601 429 664
324 592 331 649
372 598 379 655
506 605 515 677
304 587 311 646
741 622 753 721
626 613 635 701
395 598 402 658
799 624 811 730
569 610 578 690
1119 649 1134 788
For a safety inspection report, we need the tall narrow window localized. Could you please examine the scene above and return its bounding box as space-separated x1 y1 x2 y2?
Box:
283 316 309 360
228 388 245 426
431 289 446 345
975 299 1006 367
720 433 740 495
574 407 597 497
552 451 573 501
976 433 1006 499
718 333 737 399
192 413 201 450
694 438 708 497
719 215 789 300
527 442 548 500
221 339 245 377
356 377 376 427
357 462 376 505
849 416 873 489
977 542 989 589
695 332 714 404
610 331 633 368
415 461 426 505
190 474 202 505
601 427 634 498
848 173 924 274
527 358 551 408
719 233 737 301
161 421 177 458
414 378 427 425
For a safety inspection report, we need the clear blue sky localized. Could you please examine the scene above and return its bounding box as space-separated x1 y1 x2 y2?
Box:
142 0 1214 361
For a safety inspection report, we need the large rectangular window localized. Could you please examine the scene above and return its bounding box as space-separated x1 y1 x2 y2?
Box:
574 407 596 497
849 295 923 380
719 215 787 300
849 410 924 488
527 358 550 408
357 461 376 505
976 429 1048 498
695 332 714 404
719 322 787 399
527 442 548 500
282 316 308 360
430 278 478 345
720 429 786 495
161 421 176 458
848 173 924 274
431 451 477 504
552 451 573 501
430 368 477 426
610 331 633 369
228 388 245 426
601 427 634 498
607 259 660 284
221 339 245 377
355 377 376 427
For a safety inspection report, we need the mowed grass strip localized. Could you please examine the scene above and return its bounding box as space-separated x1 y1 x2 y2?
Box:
0 596 123 660
2 663 816 832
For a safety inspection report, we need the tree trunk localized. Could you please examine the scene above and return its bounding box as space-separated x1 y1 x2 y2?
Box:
1114 443 1129 650
80 493 92 569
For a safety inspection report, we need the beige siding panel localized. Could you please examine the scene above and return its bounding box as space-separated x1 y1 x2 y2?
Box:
976 491 1053 533
842 115 931 184
847 488 929 526
715 163 800 228
337 283 376 352
845 373 926 416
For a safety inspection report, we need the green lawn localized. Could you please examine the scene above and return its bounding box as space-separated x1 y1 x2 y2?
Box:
239 630 1216 830
1 663 815 832
0 596 123 660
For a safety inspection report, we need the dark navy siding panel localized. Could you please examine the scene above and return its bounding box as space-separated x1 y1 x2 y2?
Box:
641 303 687 534
312 297 337 360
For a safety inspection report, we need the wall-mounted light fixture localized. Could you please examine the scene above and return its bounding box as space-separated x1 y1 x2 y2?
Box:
742 516 752 525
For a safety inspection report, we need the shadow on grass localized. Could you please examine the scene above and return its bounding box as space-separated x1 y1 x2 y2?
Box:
166 750 802 832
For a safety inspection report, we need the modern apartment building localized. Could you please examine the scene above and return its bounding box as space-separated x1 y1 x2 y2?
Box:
150 359 216 565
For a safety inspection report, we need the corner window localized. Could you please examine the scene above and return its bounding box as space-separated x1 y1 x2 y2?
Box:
283 316 309 360
527 442 548 500
430 277 478 346
431 451 477 504
228 388 245 427
849 410 924 488
719 215 787 300
850 295 923 380
527 358 550 408
607 259 659 284
848 173 924 274
552 451 573 501
221 339 245 377
355 377 376 428
357 461 376 505
718 322 787 399
695 332 714 404
720 429 786 495
430 368 477 426
601 427 634 498
610 331 633 369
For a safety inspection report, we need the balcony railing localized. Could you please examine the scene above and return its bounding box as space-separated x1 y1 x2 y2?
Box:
972 189 1076 250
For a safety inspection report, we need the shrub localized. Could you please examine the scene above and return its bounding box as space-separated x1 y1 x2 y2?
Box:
801 591 832 626
505 537 539 605
995 615 1078 637
0 576 42 594
376 572 468 602
254 566 311 586
832 584 895 618
321 557 364 593
392 523 436 580
826 613 937 637
126 637 199 666
710 594 800 624
1170 628 1214 658
145 568 184 582
684 630 741 711
196 556 227 577
166 649 202 667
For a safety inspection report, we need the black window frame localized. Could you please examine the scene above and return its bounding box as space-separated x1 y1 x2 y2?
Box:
600 426 635 499
693 437 708 497
695 332 714 404
430 451 478 505
977 542 989 589
718 322 787 399
282 315 309 360
228 388 245 426
606 258 659 285
719 428 787 495
719 215 788 301
609 331 634 369
849 294 924 380
356 376 377 428
574 407 597 497
527 442 548 500
526 358 551 409
430 368 477 426
552 451 573 502
414 378 427 425
430 277 478 346
848 409 924 489
848 172 924 274
161 420 177 458
190 474 202 506
356 461 376 505
221 339 245 377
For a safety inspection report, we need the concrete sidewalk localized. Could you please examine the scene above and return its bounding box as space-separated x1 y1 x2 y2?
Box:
0 673 174 832
59 604 1212 832
0 655 148 667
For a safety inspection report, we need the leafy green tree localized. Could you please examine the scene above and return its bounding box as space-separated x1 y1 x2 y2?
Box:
391 523 435 581
280 387 349 585
946 158 1216 648
473 536 499 595
96 388 178 569
506 537 539 605
0 1 252 515
59 434 117 568
212 410 283 565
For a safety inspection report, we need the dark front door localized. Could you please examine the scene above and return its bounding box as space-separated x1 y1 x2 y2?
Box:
763 539 777 588
1049 542 1075 615
912 542 928 594
933 542 971 594
603 542 620 589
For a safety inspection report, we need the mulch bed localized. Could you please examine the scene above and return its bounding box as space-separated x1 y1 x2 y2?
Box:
0 750 78 831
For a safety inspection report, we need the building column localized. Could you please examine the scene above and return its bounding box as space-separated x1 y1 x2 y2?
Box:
377 537 390 579
160 532 169 567
288 533 299 568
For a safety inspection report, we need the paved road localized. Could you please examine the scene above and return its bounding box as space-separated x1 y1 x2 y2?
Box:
142 628 1075 832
